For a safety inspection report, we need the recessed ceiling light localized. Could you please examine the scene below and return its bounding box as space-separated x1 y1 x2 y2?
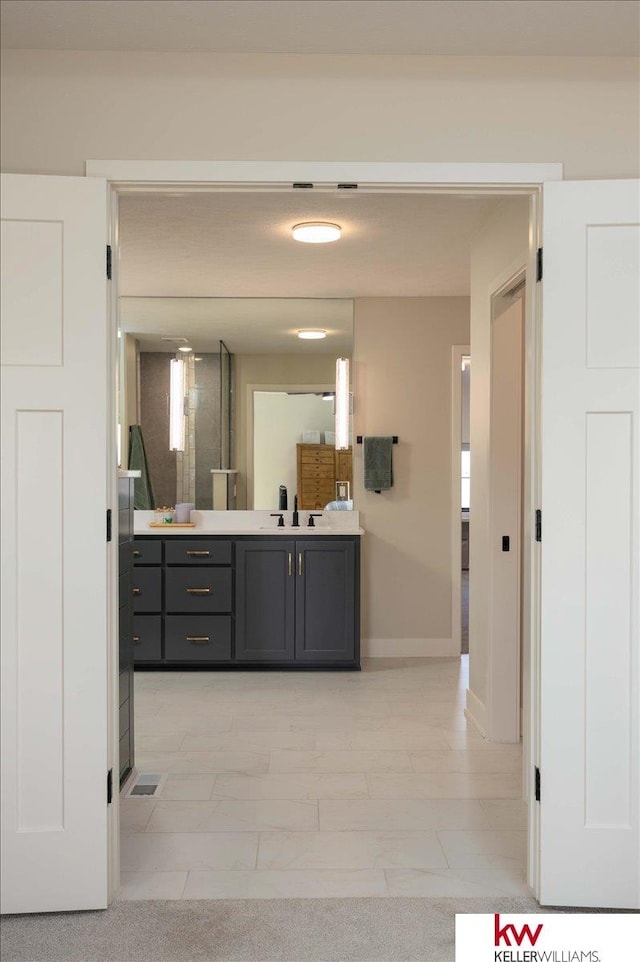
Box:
292 222 341 244
297 330 327 340
178 345 193 353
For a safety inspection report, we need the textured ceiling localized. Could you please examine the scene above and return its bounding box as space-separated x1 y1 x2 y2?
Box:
119 297 353 355
118 191 498 299
2 1 638 55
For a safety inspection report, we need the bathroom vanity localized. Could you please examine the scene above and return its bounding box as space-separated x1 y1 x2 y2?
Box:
131 512 362 670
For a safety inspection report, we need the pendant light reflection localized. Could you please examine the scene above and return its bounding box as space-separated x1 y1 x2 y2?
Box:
335 357 350 451
169 357 186 452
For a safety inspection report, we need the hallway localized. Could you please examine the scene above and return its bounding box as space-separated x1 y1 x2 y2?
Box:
120 657 527 900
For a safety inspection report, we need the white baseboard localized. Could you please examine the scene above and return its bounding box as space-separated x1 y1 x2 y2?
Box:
362 637 458 658
465 687 488 737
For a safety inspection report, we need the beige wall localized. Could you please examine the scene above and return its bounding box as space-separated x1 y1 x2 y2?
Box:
468 198 530 719
354 297 470 654
1 52 638 179
234 353 336 509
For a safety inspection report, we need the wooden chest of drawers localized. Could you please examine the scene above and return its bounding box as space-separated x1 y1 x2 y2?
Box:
296 443 353 510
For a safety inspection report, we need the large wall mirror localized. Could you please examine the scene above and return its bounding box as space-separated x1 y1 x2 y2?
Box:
117 297 353 510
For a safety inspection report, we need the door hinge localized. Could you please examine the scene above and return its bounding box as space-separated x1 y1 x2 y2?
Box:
106 508 112 543
536 247 543 282
535 509 542 543
106 244 112 280
107 768 113 804
534 766 541 802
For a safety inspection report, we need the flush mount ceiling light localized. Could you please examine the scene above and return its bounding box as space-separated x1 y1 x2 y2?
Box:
297 330 327 340
292 222 341 244
178 345 193 353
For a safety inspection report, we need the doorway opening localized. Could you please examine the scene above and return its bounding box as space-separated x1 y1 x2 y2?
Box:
104 171 540 900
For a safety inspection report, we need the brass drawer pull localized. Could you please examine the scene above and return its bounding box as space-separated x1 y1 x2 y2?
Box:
132 550 141 557
186 550 210 557
187 587 211 595
132 636 141 645
298 552 303 576
288 552 293 576
186 635 210 644
132 587 141 595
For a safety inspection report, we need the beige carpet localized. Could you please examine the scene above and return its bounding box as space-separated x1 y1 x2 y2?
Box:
1 896 554 962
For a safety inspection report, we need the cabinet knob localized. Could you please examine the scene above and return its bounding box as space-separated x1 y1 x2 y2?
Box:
132 550 141 558
132 636 141 645
132 587 141 595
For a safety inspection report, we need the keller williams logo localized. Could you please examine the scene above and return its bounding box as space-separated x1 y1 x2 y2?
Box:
494 914 544 947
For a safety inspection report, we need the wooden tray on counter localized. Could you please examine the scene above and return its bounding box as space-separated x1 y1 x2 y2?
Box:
149 522 196 528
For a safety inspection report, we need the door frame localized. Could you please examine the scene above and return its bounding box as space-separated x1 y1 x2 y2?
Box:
487 272 526 745
94 160 558 902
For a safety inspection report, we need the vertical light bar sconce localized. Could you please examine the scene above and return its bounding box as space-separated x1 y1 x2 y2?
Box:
169 357 186 451
335 357 350 450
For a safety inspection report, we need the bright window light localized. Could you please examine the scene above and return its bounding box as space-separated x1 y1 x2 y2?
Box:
335 357 350 451
169 357 186 451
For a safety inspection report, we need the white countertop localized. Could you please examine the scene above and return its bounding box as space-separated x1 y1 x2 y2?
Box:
134 509 363 537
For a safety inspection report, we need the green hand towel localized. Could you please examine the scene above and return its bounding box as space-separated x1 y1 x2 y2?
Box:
128 424 156 510
363 436 394 493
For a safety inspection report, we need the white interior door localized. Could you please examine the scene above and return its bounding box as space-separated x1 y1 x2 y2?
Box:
488 296 524 742
1 174 109 913
540 179 639 908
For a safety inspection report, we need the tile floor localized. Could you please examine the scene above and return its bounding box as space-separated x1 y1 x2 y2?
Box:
120 656 528 900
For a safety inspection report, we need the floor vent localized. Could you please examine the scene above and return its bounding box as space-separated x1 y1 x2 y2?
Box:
126 773 165 797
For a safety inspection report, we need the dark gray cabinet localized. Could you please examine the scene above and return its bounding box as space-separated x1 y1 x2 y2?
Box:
132 534 360 669
118 477 135 784
235 541 296 662
295 540 356 663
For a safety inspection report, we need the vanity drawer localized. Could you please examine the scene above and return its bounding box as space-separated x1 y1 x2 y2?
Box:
132 567 162 613
165 540 232 566
165 616 232 662
132 615 162 661
165 567 232 613
133 540 162 565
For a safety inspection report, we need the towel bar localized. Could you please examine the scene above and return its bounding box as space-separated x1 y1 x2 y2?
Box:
356 436 398 444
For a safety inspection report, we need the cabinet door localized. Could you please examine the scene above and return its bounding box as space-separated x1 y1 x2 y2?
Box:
235 541 295 662
295 540 357 663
